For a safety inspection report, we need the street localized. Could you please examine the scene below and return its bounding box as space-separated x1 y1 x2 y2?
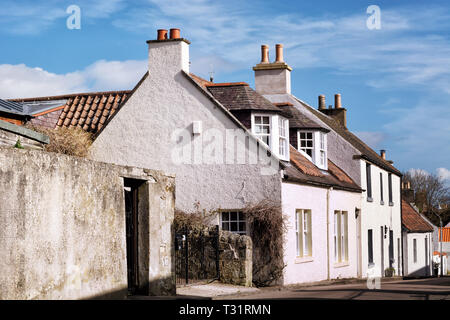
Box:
214 277 450 300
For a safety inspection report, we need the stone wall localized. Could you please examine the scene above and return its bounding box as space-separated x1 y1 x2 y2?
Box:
219 231 252 287
0 147 175 299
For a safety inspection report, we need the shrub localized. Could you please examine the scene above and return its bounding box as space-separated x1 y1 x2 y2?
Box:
25 124 93 158
242 200 287 287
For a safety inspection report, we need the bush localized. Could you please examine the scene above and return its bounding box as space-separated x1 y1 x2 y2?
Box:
25 124 93 157
243 200 287 287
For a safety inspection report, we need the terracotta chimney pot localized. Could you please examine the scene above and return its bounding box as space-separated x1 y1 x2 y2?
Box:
261 45 269 63
318 95 326 110
170 28 181 39
380 149 386 159
275 44 284 63
335 94 342 109
157 29 168 40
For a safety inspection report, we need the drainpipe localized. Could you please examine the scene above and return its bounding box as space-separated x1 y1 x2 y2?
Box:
431 210 443 277
326 187 333 280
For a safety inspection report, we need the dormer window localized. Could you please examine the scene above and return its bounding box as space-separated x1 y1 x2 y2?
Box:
251 113 290 161
297 130 328 170
253 115 271 147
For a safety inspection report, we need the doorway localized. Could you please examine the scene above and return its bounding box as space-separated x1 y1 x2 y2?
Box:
124 178 146 295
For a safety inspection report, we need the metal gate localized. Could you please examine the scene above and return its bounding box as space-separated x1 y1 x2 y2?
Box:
175 226 220 285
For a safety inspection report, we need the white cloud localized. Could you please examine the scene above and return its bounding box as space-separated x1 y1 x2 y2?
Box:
0 0 127 34
437 168 450 181
0 60 146 99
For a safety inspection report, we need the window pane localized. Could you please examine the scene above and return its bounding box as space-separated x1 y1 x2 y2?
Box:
222 212 229 221
306 149 312 157
222 222 229 231
263 117 269 124
307 132 312 139
239 222 246 232
255 117 262 124
230 222 238 232
230 211 237 221
307 141 313 147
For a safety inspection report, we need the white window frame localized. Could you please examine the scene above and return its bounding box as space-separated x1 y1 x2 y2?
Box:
278 117 288 159
295 209 312 257
220 211 247 235
251 114 272 148
319 132 327 169
334 210 348 263
297 130 314 161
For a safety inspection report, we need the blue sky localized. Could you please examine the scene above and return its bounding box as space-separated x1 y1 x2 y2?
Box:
0 0 449 180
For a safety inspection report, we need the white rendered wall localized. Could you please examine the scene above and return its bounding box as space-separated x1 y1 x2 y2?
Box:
403 232 433 277
359 160 402 278
89 41 282 212
281 182 360 285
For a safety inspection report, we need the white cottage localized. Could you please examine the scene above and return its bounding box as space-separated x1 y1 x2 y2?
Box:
401 200 434 277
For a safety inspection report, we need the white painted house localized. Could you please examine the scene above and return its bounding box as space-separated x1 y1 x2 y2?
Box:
253 44 404 279
401 200 434 277
15 29 404 285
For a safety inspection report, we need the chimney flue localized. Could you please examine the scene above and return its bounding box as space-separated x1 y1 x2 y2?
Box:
261 45 269 63
275 44 284 63
318 95 326 110
335 94 342 109
170 28 180 39
157 29 168 40
380 150 386 159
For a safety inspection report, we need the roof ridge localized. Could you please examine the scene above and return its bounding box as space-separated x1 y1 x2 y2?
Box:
9 90 133 102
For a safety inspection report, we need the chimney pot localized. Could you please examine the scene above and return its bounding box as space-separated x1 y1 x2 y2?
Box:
318 95 326 110
170 28 181 39
261 45 269 63
275 44 284 63
157 29 168 40
380 149 386 159
335 94 342 109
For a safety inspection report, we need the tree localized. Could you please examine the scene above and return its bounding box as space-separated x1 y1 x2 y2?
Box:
403 169 450 225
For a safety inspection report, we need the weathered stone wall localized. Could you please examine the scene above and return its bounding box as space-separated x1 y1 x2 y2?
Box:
219 231 252 287
0 147 175 299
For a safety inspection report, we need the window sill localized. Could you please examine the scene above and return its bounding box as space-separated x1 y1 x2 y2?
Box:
367 197 373 203
334 261 350 268
295 256 314 264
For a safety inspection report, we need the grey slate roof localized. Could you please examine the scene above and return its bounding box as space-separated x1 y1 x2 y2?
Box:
0 99 27 115
278 104 329 131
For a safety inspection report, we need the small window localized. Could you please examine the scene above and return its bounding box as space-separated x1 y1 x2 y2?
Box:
368 229 374 264
253 115 271 147
334 211 348 263
221 211 246 235
366 163 372 201
413 238 417 263
388 173 393 205
298 131 314 159
295 209 312 257
278 117 288 158
380 172 384 204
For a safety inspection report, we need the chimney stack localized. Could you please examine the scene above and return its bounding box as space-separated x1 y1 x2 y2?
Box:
261 45 269 63
318 95 326 110
253 43 292 95
147 28 190 75
170 28 181 39
275 44 284 63
335 94 342 109
380 150 386 159
157 29 168 40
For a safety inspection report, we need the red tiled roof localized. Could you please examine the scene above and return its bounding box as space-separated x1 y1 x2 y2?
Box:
402 200 434 233
438 227 450 242
289 146 323 177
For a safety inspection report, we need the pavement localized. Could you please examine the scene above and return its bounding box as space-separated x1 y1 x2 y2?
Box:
214 276 450 300
176 281 260 298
